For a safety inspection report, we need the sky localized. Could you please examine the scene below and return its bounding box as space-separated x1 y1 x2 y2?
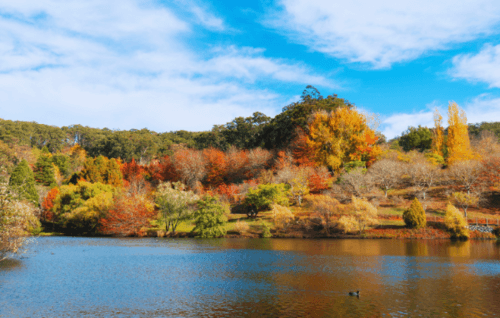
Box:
1 0 500 138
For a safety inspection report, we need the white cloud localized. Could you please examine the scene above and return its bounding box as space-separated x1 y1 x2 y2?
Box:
0 0 330 131
451 44 500 88
266 0 500 68
381 95 500 139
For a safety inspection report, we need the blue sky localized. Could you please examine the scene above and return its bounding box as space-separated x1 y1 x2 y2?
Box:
1 0 500 138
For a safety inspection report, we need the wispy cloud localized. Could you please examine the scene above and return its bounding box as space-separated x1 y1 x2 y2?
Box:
381 95 500 139
450 44 500 88
0 0 330 131
265 0 500 68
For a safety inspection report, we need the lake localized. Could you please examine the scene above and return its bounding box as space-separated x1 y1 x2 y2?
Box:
1 237 500 317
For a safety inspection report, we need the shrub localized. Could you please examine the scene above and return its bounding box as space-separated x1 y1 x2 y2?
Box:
306 195 342 234
260 222 272 238
193 195 227 238
155 181 198 234
351 196 378 234
234 219 250 234
444 203 469 239
272 204 294 232
338 215 357 234
403 198 426 229
244 183 289 211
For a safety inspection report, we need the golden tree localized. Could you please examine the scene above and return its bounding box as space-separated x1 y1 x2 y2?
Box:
446 102 474 165
306 108 380 171
431 108 444 157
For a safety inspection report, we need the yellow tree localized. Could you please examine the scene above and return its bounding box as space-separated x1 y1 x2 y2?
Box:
306 108 380 171
431 108 444 157
446 102 474 165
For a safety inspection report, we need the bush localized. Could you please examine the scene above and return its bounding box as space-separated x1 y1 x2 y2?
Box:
272 204 294 232
338 215 357 234
193 195 227 238
234 219 250 234
244 183 289 211
306 194 342 234
403 198 426 229
444 203 469 239
351 196 378 234
260 222 272 238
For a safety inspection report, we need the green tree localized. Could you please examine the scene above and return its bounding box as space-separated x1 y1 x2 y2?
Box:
193 195 227 238
244 183 290 211
8 159 39 204
403 198 426 229
34 154 56 187
52 153 71 177
155 181 198 234
399 126 432 152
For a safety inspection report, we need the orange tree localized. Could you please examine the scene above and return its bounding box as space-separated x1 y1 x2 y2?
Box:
306 107 381 171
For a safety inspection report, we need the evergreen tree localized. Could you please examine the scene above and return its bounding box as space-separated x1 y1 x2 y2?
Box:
9 159 39 204
403 198 426 229
105 158 123 187
34 154 56 187
193 196 227 238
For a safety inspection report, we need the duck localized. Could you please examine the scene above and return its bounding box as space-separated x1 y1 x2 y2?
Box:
349 291 360 296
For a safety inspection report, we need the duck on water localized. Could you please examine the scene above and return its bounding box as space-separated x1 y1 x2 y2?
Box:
349 291 359 296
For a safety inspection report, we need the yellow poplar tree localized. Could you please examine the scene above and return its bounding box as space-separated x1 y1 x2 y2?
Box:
431 108 444 157
446 102 474 165
306 108 381 171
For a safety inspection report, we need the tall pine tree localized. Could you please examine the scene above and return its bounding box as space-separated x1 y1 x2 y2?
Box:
9 159 39 204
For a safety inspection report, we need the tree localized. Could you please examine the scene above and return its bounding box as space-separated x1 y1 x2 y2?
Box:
34 154 56 187
306 195 342 234
193 195 227 238
451 192 478 219
0 183 40 262
155 181 198 234
244 184 290 211
339 167 372 197
172 149 206 189
272 204 294 232
9 159 39 204
41 187 59 221
52 181 115 234
99 193 155 236
431 108 444 157
446 102 474 165
448 160 482 196
202 148 227 188
369 159 403 197
403 198 426 229
289 172 310 207
350 196 378 234
399 126 432 152
406 155 441 200
444 203 469 239
306 108 380 171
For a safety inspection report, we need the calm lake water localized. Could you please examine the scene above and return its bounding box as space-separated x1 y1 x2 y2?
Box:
1 238 500 317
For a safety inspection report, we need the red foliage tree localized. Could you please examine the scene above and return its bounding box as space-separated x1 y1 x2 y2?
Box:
308 167 332 193
203 148 227 188
225 147 249 184
290 130 316 167
41 187 59 221
99 194 156 236
172 149 206 188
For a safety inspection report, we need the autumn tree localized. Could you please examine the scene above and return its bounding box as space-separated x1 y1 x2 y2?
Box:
451 192 478 219
406 154 441 200
202 148 227 188
225 147 249 184
350 196 378 234
172 149 206 189
272 204 294 232
99 193 155 236
446 102 474 165
41 187 59 221
444 203 469 239
306 108 380 171
369 159 403 197
431 108 444 157
306 195 342 234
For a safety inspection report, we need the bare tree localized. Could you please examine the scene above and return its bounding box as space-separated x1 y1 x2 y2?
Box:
407 157 441 200
368 159 403 197
447 160 483 196
339 167 372 197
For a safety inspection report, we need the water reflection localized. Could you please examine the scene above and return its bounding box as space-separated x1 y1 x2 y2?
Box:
0 237 499 317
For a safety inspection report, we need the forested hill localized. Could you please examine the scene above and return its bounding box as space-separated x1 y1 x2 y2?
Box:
0 87 354 162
